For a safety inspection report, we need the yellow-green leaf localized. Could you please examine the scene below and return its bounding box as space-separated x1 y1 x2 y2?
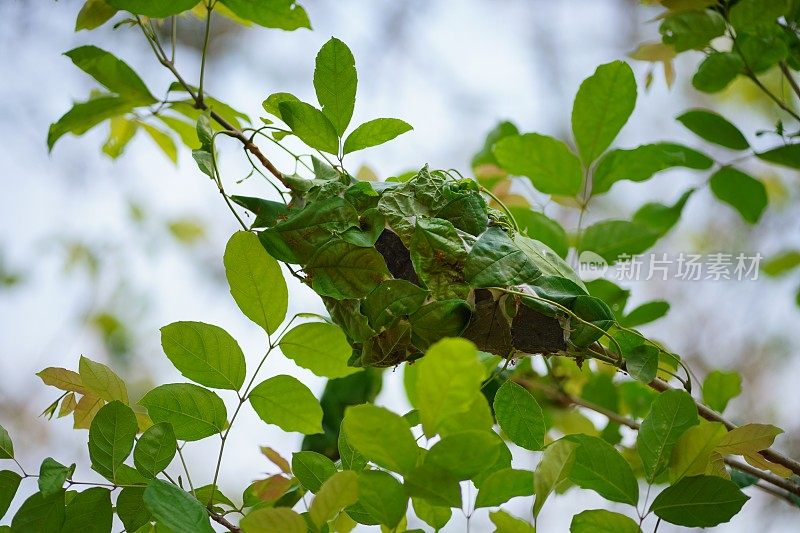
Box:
79 356 128 404
416 338 484 437
309 471 359 527
715 424 783 456
668 422 727 483
224 231 288 335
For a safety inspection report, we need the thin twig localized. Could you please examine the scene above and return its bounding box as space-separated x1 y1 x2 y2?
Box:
648 378 800 478
514 376 800 500
780 62 800 101
137 22 290 189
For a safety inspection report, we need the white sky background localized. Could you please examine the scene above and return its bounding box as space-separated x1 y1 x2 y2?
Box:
1 0 800 531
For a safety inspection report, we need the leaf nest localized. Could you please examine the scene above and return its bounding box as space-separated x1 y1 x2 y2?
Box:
234 164 614 368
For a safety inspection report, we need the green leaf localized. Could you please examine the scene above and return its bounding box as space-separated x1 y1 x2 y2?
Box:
620 301 670 328
192 149 215 178
571 61 637 164
404 464 461 508
514 235 585 288
160 321 246 390
61 487 112 533
0 470 22 520
106 0 197 17
140 383 227 441
730 0 787 31
218 0 311 30
362 280 428 330
709 167 768 223
412 497 452 531
309 471 359 527
702 370 742 413
278 100 339 154
143 479 214 533
37 458 74 498
472 120 519 180
224 230 288 334
117 487 150 532
341 404 419 475
763 250 800 276
493 133 583 195
10 491 65 532
638 389 699 482
279 322 360 378
0 425 12 459
259 196 357 263
592 143 712 195
79 355 128 404
65 46 155 102
668 422 728 482
343 118 413 154
249 375 323 434
489 510 536 533
240 507 307 533
464 227 541 287
313 37 357 135
425 430 502 480
738 32 789 73
631 189 694 235
306 240 390 299
262 92 301 118
76 0 117 31
196 113 213 148
192 484 236 508
474 468 535 509
534 439 577 517
291 451 336 493
48 95 137 151
622 344 659 383
756 144 800 169
564 434 639 506
659 9 726 52
569 509 640 533
692 52 744 93
338 425 369 471
650 475 749 527
409 218 470 300
510 207 569 258
676 109 749 150
578 220 660 264
416 338 484 436
133 422 177 478
351 470 407 528
493 381 546 451
88 401 137 482
408 299 472 349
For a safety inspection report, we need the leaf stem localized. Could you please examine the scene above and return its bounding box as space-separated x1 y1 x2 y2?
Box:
479 187 519 231
198 1 214 105
176 444 195 492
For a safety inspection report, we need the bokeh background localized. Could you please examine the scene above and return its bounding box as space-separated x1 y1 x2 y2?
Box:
1 0 799 531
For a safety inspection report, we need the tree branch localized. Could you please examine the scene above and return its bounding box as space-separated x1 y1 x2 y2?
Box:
514 376 800 501
138 22 290 190
648 378 800 478
209 509 241 532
